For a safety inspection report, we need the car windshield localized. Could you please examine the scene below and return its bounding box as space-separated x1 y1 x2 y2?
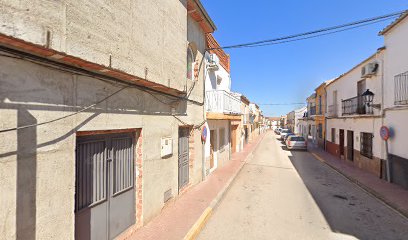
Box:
281 129 289 133
290 137 305 141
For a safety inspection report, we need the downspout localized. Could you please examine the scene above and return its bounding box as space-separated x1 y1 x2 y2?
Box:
202 51 208 181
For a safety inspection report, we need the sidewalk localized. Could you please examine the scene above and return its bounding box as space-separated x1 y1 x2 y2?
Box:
126 133 266 240
308 144 408 218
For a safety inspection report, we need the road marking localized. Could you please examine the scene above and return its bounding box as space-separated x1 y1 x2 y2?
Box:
184 207 213 240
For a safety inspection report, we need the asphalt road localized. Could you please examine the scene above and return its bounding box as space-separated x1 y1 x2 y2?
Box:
198 131 408 240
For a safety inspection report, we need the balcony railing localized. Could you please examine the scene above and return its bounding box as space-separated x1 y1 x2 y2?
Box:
206 90 241 115
342 96 372 115
327 104 338 117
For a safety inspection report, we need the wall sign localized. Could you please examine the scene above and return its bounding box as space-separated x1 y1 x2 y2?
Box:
201 125 208 142
380 126 390 141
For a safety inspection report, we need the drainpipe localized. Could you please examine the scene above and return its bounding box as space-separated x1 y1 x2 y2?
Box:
202 51 208 181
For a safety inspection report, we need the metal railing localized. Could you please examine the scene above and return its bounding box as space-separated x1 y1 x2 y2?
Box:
342 96 372 115
395 71 408 105
327 104 338 117
205 90 241 114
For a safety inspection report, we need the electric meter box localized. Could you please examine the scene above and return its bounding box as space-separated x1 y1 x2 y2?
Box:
161 137 173 157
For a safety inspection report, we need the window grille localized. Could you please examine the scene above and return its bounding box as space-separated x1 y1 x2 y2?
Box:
331 128 335 143
360 132 373 159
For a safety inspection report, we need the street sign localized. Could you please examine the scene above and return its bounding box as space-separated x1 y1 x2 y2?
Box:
380 126 390 141
201 125 208 142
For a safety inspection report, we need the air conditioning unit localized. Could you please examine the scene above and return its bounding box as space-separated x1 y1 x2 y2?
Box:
207 54 219 71
361 62 379 78
161 137 173 158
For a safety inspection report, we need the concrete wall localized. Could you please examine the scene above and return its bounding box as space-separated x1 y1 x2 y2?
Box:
0 0 188 92
0 53 206 239
0 2 210 239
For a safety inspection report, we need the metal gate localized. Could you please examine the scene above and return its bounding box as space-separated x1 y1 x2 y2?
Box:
75 133 135 240
178 128 190 190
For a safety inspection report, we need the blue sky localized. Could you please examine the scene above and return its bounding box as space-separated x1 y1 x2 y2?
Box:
201 0 408 117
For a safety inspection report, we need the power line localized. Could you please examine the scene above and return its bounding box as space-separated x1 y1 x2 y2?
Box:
208 10 406 50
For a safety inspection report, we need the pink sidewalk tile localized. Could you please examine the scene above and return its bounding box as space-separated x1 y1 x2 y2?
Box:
126 133 266 240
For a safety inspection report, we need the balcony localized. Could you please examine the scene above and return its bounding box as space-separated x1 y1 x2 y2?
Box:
342 96 372 115
327 104 338 117
206 90 241 115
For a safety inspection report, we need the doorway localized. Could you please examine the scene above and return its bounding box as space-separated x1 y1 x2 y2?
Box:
75 132 136 240
339 129 345 158
178 127 190 191
231 125 238 153
347 130 354 161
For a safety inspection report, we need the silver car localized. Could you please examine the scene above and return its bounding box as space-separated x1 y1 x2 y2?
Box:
286 135 307 151
279 129 291 140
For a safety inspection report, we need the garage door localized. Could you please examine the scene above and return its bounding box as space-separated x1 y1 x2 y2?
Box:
75 132 136 240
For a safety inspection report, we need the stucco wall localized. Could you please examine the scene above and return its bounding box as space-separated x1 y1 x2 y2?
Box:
0 0 188 92
383 17 408 160
0 53 204 240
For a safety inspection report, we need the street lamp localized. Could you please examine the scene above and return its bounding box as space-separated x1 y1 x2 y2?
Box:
362 89 381 109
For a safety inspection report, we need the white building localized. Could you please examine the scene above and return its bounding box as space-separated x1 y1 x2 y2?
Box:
294 106 307 135
326 12 408 189
326 49 385 178
204 34 241 174
379 12 408 189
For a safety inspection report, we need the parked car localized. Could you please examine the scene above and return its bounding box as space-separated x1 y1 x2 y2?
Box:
283 133 296 142
286 136 307 150
279 129 291 140
275 128 282 135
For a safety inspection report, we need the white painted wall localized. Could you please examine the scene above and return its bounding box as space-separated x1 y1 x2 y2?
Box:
294 107 307 134
382 16 408 159
205 53 231 92
204 120 230 171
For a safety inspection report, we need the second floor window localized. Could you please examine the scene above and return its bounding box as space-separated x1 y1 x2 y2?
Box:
395 71 408 105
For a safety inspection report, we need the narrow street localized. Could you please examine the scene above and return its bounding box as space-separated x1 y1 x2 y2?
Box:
198 131 408 240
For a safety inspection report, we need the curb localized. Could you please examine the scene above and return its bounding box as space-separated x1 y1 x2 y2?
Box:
183 133 266 240
310 151 408 219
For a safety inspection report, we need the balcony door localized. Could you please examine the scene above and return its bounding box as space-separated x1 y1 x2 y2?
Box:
357 80 366 114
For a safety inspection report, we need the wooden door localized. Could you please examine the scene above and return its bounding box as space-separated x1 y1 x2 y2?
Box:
178 128 189 190
231 125 238 153
347 130 354 161
339 129 345 157
210 130 216 169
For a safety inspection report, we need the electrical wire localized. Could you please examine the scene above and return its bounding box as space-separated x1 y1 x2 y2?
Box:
0 86 130 133
208 10 406 50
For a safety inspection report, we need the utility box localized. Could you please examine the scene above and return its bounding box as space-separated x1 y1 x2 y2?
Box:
161 137 173 157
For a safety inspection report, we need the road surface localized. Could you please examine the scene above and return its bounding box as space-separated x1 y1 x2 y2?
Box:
198 131 408 240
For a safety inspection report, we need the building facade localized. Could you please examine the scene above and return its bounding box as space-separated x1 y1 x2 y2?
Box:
0 1 216 239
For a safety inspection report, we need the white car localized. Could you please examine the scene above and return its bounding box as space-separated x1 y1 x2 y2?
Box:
279 129 291 140
286 136 307 151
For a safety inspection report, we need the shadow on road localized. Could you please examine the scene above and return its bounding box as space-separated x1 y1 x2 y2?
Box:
273 133 408 240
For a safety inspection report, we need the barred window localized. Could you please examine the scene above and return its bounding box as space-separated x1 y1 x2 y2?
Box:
318 124 323 139
395 71 408 105
331 128 335 143
360 132 373 159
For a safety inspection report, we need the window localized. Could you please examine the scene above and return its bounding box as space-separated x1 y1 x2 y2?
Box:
318 123 323 139
360 132 373 159
219 128 226 149
395 71 408 105
187 46 194 80
331 128 335 143
318 96 322 114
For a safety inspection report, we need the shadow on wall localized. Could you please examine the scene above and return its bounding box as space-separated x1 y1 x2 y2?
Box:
16 109 36 240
